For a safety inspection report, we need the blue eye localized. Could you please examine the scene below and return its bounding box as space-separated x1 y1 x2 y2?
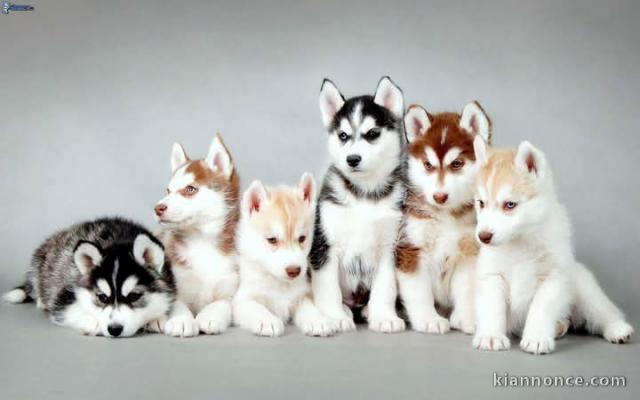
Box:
338 132 349 142
503 201 518 211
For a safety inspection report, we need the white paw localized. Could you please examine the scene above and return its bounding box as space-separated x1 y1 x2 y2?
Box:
77 315 101 336
300 318 338 337
196 313 230 335
164 316 199 338
252 316 285 337
450 313 475 335
412 317 450 334
555 319 569 339
328 307 356 332
473 334 511 351
368 316 406 333
520 335 555 355
145 318 166 333
603 320 634 344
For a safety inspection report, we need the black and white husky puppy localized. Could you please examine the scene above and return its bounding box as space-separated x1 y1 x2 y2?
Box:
310 77 407 333
3 217 176 338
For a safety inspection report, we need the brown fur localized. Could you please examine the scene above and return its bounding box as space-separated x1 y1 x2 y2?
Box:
479 149 537 201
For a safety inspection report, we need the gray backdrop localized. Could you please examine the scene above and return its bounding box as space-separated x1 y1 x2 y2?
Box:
1 1 638 399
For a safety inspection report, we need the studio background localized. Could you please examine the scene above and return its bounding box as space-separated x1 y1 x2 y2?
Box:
1 1 638 399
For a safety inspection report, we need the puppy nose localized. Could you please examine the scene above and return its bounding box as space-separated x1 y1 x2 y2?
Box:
285 265 301 278
108 323 124 337
433 193 448 204
346 154 362 168
154 204 167 217
478 231 493 244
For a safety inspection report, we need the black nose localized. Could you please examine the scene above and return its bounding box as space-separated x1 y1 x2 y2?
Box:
346 154 362 168
108 323 124 337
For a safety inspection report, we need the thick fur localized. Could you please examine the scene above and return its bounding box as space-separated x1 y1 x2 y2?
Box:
472 139 634 354
310 77 406 333
153 134 240 337
233 174 336 337
396 102 490 334
3 217 175 337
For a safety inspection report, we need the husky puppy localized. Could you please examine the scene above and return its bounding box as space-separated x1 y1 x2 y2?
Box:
311 77 406 333
395 102 490 334
472 138 634 354
233 173 336 337
152 133 240 337
3 217 175 338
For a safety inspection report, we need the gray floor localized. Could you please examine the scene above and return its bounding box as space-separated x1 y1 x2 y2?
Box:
1 303 638 400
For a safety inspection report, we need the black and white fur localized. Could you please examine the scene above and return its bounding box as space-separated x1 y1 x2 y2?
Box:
310 77 407 333
4 217 176 338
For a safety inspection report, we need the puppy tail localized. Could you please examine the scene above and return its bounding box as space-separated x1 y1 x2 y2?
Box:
3 281 33 304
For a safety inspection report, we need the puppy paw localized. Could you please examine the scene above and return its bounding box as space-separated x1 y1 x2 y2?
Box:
164 316 199 338
555 319 569 339
412 317 450 334
520 335 555 355
77 315 101 336
300 318 338 337
145 318 166 333
196 313 230 335
473 334 511 351
604 320 634 344
450 313 475 335
252 316 285 337
327 308 356 332
368 316 406 333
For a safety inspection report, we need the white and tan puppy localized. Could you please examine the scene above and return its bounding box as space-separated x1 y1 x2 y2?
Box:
396 102 490 335
233 173 336 337
472 138 634 354
150 134 240 337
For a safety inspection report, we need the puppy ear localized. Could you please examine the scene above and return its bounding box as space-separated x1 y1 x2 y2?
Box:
73 241 103 275
404 105 431 143
205 133 234 179
473 136 489 167
133 234 165 273
242 180 268 216
171 143 189 173
515 141 547 179
298 172 316 206
319 79 345 128
460 101 491 143
374 76 404 118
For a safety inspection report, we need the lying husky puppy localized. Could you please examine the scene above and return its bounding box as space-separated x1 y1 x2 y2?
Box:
311 77 406 333
4 217 175 338
396 102 490 334
472 138 634 354
152 134 240 337
233 173 336 337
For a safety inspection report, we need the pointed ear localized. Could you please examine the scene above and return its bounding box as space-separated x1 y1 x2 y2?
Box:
319 79 345 128
73 241 103 275
242 180 268 216
133 234 165 273
473 136 489 167
515 141 547 178
460 101 491 143
205 133 234 179
298 172 316 206
171 143 189 173
374 76 404 118
404 105 431 143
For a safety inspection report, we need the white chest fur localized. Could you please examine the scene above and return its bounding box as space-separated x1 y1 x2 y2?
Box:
173 237 238 313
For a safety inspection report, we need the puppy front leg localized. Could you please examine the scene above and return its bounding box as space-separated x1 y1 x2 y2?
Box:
233 298 285 337
162 300 199 338
367 251 405 333
58 303 101 336
520 272 571 354
293 296 337 337
473 274 510 351
311 254 355 332
397 265 449 334
196 299 232 335
449 258 476 335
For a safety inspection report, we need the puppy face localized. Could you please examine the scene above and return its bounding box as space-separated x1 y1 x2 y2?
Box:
239 173 316 282
319 77 404 186
405 102 491 210
473 139 550 246
155 134 238 228
73 234 173 337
